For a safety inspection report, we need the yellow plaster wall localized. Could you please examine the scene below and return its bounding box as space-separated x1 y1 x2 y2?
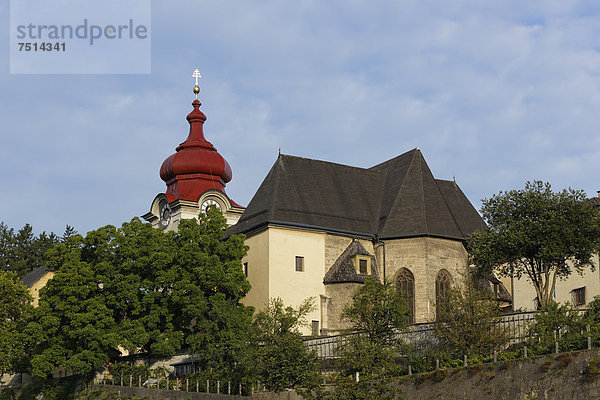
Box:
29 271 55 307
268 227 326 335
241 229 270 312
500 254 600 310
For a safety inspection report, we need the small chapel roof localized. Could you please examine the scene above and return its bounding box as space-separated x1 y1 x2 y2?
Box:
229 148 486 240
21 266 53 288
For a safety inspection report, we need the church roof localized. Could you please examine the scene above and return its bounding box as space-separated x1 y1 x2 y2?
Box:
229 149 486 240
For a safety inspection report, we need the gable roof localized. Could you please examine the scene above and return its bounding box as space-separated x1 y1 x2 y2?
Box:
21 266 53 288
323 240 379 284
228 149 485 240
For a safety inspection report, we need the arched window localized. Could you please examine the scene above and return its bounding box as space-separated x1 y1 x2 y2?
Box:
435 269 452 321
396 268 415 324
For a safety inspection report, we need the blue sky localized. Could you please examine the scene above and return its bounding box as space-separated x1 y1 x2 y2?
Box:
2 1 600 235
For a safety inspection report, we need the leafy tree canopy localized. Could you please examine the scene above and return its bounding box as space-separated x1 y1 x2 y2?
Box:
0 222 61 277
434 281 511 356
0 270 33 376
468 181 600 308
252 297 321 393
28 208 252 377
341 276 408 346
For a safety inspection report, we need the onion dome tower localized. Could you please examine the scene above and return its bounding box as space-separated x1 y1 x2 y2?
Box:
143 69 245 230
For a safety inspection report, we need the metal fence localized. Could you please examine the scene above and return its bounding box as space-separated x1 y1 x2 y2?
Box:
304 311 540 359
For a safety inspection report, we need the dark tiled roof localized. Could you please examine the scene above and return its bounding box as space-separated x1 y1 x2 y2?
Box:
435 179 488 237
587 197 600 207
229 149 485 240
323 240 379 284
21 266 52 288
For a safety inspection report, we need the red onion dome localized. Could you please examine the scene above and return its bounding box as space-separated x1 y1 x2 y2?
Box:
160 100 232 202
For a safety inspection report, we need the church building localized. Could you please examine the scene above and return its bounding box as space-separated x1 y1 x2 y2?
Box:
144 76 488 335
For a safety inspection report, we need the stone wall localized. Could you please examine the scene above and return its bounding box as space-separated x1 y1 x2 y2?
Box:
323 282 363 335
384 237 468 323
323 234 376 334
91 384 245 399
248 349 600 400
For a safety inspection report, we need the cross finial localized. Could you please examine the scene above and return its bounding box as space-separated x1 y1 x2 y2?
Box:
192 69 202 99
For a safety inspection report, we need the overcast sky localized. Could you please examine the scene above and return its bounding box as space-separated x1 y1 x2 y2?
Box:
2 1 600 235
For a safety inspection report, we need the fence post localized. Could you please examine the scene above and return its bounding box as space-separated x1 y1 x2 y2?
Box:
355 372 359 382
239 382 242 395
207 380 209 393
111 377 114 386
228 381 231 395
588 325 592 350
435 359 439 370
217 380 220 394
138 375 141 387
493 350 497 363
463 355 467 367
196 380 199 392
524 346 528 358
120 376 123 386
166 377 169 391
186 378 189 392
408 365 412 376
129 375 132 387
176 378 179 391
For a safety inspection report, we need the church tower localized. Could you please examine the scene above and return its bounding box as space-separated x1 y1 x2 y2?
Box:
143 70 245 230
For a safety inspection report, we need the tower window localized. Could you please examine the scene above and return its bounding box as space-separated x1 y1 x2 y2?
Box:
572 287 586 306
359 259 368 274
295 256 304 272
354 256 371 275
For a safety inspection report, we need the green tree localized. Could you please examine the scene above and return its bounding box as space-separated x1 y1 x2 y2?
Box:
468 181 600 309
27 208 252 378
341 276 408 346
0 222 60 277
252 297 321 393
0 270 33 376
528 301 588 354
312 277 407 400
434 282 511 356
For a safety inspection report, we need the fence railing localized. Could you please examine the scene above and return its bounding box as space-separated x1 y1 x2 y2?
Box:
304 311 542 358
305 309 600 378
95 375 253 397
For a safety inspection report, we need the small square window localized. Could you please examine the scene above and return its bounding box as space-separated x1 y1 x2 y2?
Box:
295 256 304 272
572 287 586 306
243 262 248 277
359 259 368 274
354 255 370 275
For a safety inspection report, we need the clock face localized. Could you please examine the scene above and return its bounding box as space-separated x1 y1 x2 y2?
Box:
159 203 171 228
201 199 221 214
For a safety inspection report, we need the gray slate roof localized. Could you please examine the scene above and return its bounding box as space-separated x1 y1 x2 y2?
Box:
229 149 486 240
21 266 52 288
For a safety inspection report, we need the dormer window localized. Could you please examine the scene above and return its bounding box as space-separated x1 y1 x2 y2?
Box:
354 255 371 275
